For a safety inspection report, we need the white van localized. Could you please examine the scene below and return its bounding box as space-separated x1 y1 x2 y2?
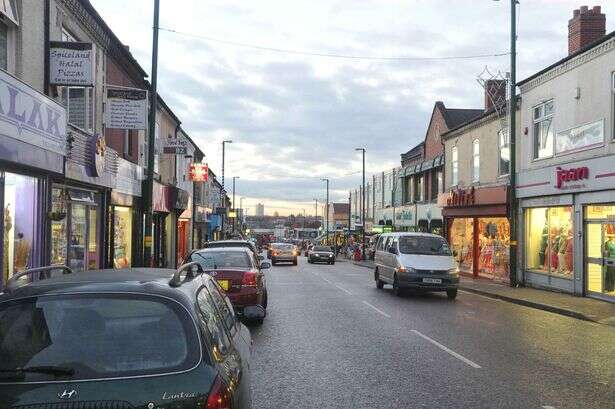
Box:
373 232 459 299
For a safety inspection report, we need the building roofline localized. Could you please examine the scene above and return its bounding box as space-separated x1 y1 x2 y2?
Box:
518 30 615 86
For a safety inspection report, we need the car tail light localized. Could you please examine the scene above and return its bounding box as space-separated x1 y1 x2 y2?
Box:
272 251 279 256
204 376 233 409
242 271 257 287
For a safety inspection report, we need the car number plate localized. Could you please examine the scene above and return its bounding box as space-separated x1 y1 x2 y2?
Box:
217 279 230 291
422 278 442 284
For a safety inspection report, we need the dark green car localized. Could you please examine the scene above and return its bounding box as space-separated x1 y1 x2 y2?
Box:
0 263 258 408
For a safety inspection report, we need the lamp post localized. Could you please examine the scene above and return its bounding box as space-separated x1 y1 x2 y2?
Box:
221 140 232 238
355 147 366 260
321 178 329 243
231 176 240 233
495 0 518 286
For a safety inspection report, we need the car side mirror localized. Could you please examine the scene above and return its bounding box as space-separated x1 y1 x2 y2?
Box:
260 261 271 269
257 255 264 261
388 247 398 255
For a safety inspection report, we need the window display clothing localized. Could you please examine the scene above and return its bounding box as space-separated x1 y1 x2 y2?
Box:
606 238 615 292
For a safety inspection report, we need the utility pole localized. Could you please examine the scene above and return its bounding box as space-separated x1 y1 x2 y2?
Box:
356 148 366 260
508 0 518 287
348 191 351 241
232 176 239 234
321 178 329 244
220 140 232 239
143 0 160 267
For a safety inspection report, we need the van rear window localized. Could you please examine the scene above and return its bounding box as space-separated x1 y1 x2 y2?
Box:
0 294 200 382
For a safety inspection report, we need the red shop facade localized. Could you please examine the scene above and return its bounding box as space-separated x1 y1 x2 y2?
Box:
438 185 510 283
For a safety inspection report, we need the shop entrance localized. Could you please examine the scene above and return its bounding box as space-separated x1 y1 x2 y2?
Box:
585 205 615 300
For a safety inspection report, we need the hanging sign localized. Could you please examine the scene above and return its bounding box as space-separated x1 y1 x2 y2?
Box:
105 88 147 129
163 138 188 154
49 41 94 86
189 163 209 181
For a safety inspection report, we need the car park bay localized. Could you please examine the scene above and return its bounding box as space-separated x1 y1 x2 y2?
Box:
250 256 615 409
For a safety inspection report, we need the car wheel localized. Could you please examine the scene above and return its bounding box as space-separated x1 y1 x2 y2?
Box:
262 291 268 309
293 258 298 266
271 258 276 265
375 269 384 289
331 261 335 265
446 289 458 300
393 274 403 297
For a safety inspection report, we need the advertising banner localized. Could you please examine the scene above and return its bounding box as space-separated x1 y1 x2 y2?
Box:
189 163 209 181
49 41 94 86
105 88 147 129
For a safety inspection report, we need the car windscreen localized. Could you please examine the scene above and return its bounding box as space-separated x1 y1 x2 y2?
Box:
192 250 253 269
0 293 200 382
398 236 452 256
313 246 332 252
275 244 293 250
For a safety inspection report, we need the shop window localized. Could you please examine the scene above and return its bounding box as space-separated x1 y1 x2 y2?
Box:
449 218 473 274
472 139 480 183
3 173 38 283
525 207 573 278
533 100 554 159
113 206 132 268
437 170 443 195
498 128 510 176
477 217 510 282
414 175 424 202
0 2 18 73
0 21 7 70
585 205 615 296
451 147 458 186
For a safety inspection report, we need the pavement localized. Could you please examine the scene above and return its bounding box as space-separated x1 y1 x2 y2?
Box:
249 255 615 409
350 259 615 327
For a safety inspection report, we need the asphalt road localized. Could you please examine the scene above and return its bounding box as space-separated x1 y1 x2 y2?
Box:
249 256 615 409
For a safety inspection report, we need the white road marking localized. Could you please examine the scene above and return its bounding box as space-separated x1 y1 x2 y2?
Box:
320 276 333 285
362 301 391 318
410 329 482 369
335 284 353 295
542 406 556 409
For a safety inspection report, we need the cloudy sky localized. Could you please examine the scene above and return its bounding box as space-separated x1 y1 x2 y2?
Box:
92 0 614 215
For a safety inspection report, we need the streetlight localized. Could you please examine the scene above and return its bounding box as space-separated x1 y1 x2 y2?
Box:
313 198 318 221
321 178 329 243
494 0 518 287
355 147 366 260
221 139 232 238
232 176 240 233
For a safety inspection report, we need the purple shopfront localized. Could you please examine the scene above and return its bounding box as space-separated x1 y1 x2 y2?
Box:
0 70 66 289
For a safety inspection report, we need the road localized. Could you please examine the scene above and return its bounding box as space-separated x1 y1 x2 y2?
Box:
249 256 615 409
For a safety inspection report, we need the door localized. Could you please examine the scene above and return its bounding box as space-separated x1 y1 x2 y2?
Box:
586 221 615 298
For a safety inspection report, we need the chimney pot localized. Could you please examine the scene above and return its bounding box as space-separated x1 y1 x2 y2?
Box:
568 5 606 55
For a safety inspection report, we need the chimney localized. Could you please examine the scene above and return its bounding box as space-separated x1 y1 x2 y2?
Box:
484 79 507 112
568 5 606 55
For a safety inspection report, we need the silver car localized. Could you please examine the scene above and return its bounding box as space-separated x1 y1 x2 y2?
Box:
270 243 299 265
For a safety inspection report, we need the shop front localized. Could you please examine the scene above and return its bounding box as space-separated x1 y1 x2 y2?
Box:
152 181 172 268
517 155 615 302
0 70 67 288
107 158 144 268
438 185 510 282
394 205 416 232
416 203 443 235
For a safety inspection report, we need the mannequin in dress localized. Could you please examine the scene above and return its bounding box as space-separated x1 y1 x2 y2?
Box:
557 226 569 275
550 226 560 272
605 234 615 292
539 224 549 269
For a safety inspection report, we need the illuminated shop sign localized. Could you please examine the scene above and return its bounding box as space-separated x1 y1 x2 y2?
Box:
446 187 476 207
189 163 209 181
555 166 589 189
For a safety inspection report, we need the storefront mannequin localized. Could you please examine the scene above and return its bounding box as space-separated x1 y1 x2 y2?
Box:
605 234 615 292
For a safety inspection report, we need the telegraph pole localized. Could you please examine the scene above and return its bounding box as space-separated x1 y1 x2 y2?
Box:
356 148 366 260
232 176 239 234
220 140 232 239
322 178 329 243
508 0 518 287
143 0 160 266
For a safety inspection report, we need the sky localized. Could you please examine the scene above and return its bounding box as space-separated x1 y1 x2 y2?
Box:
92 0 615 216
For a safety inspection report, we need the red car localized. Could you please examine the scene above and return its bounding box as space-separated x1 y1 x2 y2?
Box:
187 247 270 323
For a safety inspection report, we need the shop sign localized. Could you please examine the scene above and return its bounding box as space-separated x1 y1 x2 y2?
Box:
0 69 66 155
49 42 94 86
105 88 147 130
91 135 106 177
446 187 476 207
163 138 187 154
555 166 589 189
189 163 209 181
115 158 144 196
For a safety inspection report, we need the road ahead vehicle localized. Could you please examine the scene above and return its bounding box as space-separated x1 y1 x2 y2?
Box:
188 247 270 322
205 239 260 259
0 263 258 408
308 245 336 264
304 243 313 257
374 232 459 299
269 243 299 265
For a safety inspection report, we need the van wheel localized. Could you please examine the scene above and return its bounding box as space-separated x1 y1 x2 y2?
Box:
375 269 384 289
446 289 458 300
392 274 404 297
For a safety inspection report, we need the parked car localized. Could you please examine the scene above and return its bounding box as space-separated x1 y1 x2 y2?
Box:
269 243 299 265
204 239 260 258
373 232 459 299
187 247 270 322
0 263 258 408
308 245 336 264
